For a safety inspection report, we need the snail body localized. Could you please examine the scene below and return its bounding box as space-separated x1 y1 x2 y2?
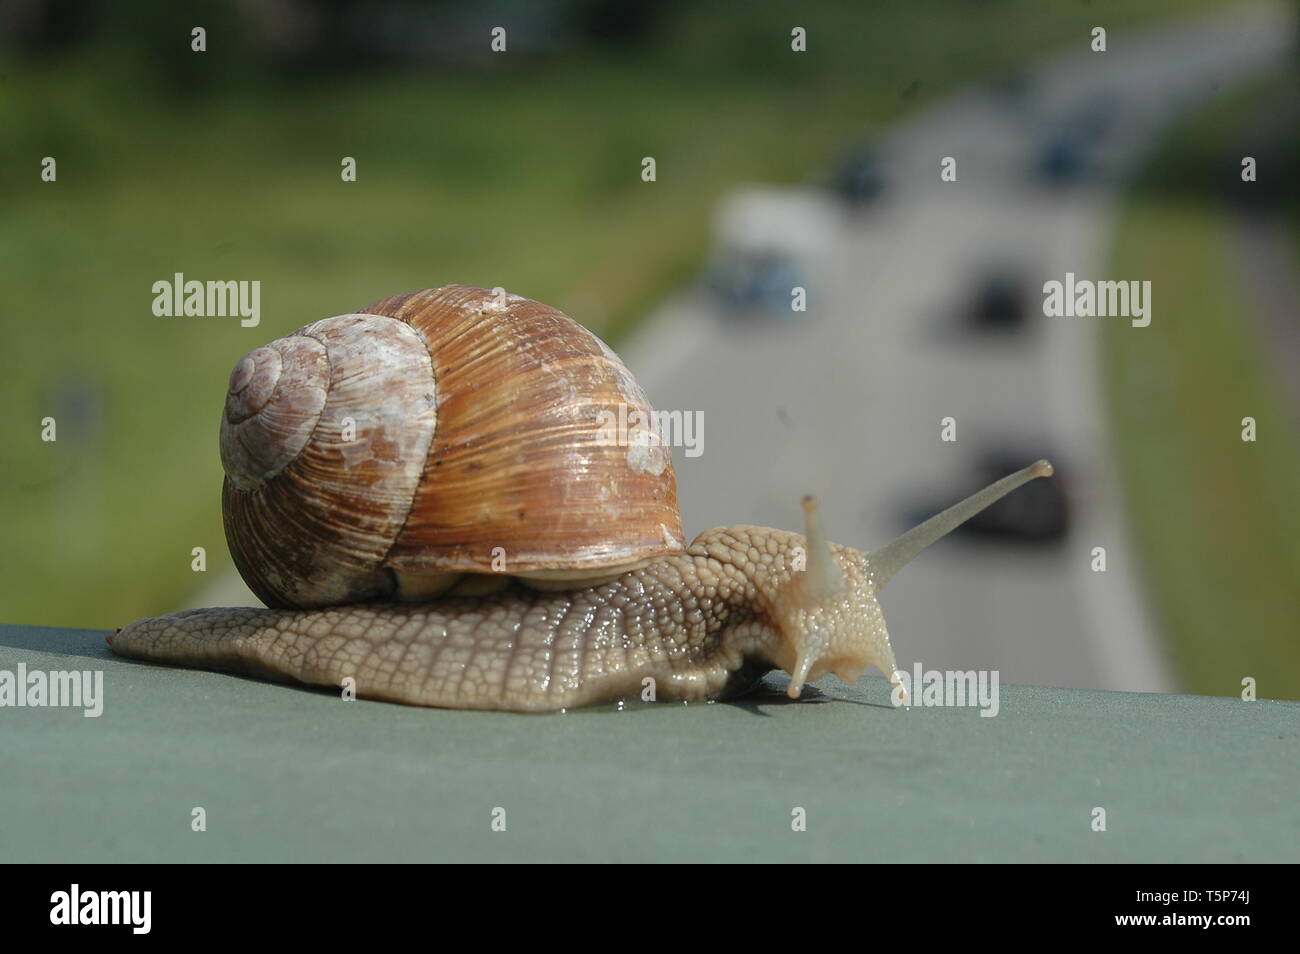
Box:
111 286 1053 711
111 527 872 710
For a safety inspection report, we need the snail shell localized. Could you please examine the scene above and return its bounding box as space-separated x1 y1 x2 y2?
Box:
220 285 685 609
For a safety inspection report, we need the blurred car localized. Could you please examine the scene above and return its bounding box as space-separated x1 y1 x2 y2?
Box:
1069 90 1121 141
966 271 1029 332
705 248 809 319
1033 127 1090 184
907 452 1070 544
829 143 886 206
706 185 837 319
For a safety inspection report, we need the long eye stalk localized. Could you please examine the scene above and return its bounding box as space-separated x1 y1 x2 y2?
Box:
800 494 843 600
869 459 1054 588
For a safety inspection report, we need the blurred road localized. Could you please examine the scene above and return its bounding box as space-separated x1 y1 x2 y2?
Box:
198 3 1291 694
618 2 1292 693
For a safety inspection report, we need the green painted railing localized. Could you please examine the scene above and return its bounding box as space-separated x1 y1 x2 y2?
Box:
1 623 1294 862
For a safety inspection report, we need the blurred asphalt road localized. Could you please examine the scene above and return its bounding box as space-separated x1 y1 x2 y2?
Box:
618 2 1291 693
196 3 1291 694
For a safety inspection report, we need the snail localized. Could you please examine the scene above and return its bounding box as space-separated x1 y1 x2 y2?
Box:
109 284 1054 712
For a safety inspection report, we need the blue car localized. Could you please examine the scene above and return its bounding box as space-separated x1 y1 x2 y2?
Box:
706 250 811 320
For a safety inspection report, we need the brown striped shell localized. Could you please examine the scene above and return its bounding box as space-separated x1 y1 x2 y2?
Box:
220 285 685 609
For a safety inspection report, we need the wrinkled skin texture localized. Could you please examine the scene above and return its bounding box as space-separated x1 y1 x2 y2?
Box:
111 527 899 712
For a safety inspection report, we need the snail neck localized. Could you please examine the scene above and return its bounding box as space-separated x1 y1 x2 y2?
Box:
620 528 796 671
681 525 804 610
678 523 895 701
674 525 833 675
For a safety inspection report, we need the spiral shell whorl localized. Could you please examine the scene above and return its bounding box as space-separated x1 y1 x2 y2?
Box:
219 337 329 491
221 314 438 608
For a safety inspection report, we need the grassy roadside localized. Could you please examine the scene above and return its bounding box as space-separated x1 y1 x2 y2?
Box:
1104 75 1300 700
1 0 1235 628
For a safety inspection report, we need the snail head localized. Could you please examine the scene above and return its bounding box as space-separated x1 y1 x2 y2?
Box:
763 460 1054 700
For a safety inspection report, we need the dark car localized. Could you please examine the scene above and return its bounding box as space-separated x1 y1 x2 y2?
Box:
967 271 1029 332
1034 128 1089 184
1070 90 1121 141
830 144 886 206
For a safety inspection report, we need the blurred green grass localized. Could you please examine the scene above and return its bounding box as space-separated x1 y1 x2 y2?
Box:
1 0 1232 628
1105 74 1300 700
